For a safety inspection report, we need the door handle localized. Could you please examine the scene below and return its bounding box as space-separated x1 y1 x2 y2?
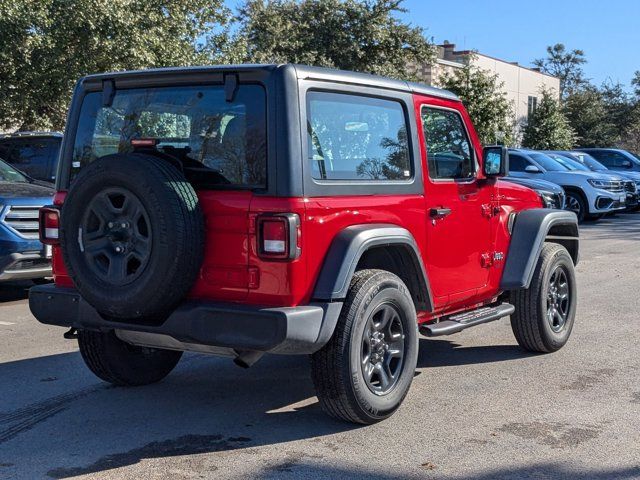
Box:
429 207 452 219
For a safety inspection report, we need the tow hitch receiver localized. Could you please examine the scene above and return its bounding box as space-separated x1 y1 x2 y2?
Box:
63 327 78 339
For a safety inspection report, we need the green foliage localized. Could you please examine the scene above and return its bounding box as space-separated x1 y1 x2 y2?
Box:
617 119 640 154
0 0 233 131
521 89 575 150
632 71 640 98
236 0 435 81
600 80 634 141
438 60 515 146
563 86 618 148
533 43 587 100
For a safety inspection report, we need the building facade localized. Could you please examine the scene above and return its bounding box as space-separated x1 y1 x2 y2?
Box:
411 43 560 141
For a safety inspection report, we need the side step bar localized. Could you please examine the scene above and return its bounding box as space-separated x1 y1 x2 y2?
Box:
420 303 515 337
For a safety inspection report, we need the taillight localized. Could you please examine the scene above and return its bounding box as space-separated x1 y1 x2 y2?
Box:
257 214 300 260
39 206 60 245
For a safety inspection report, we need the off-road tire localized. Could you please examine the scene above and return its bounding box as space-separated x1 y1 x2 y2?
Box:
60 153 204 320
510 243 577 353
78 329 182 386
310 269 418 424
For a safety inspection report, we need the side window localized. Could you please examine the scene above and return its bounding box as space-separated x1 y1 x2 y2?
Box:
589 151 616 167
611 152 631 168
5 140 54 179
306 91 412 181
421 107 474 180
0 143 12 163
508 154 530 172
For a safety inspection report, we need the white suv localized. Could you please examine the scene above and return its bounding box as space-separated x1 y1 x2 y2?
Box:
508 149 626 222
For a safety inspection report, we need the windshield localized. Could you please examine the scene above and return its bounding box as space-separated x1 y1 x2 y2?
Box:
529 152 570 171
71 84 267 188
546 153 590 171
0 158 29 183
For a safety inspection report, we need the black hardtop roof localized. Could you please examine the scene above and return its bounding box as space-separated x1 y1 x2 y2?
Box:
80 63 460 102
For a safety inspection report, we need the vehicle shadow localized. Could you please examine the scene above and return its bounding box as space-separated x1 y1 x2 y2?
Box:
0 349 356 479
579 213 640 240
0 336 541 478
417 338 532 368
0 281 32 303
250 462 640 479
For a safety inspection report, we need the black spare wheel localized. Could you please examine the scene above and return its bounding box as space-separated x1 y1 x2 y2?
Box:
60 153 205 319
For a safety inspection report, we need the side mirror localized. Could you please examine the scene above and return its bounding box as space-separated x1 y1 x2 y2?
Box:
525 165 541 173
621 159 632 168
483 146 509 177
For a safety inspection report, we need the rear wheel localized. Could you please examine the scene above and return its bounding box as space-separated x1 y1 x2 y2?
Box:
78 330 182 386
311 269 418 424
510 243 577 353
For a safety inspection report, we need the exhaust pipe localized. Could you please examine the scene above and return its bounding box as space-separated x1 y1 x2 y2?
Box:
233 350 264 369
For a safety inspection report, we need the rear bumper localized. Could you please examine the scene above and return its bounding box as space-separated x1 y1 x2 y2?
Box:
29 285 342 355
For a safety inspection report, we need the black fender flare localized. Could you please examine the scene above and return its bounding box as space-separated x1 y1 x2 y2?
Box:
312 224 433 310
500 209 579 290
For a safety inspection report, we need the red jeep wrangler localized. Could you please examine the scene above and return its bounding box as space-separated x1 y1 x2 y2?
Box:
30 65 579 424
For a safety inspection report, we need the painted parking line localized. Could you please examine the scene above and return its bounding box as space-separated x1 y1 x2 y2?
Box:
0 321 15 326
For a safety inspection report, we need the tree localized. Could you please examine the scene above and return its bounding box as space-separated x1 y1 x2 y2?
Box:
0 0 234 131
533 44 587 99
632 71 640 98
617 119 640 154
521 89 575 149
236 0 435 81
438 60 515 146
600 80 634 140
563 86 618 147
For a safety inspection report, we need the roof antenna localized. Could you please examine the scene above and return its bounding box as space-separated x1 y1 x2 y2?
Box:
224 73 239 102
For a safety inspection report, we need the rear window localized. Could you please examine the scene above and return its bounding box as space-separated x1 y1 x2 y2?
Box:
70 84 267 188
306 91 412 181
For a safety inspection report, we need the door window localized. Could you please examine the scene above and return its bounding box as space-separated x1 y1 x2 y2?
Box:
508 154 531 172
422 107 474 180
588 151 630 168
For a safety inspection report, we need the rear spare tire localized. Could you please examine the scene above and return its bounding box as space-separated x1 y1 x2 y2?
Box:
60 153 204 319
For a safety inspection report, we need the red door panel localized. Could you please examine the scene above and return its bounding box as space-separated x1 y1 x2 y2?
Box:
414 95 495 306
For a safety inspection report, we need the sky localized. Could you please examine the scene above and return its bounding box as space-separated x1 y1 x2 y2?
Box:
227 0 640 90
398 0 640 89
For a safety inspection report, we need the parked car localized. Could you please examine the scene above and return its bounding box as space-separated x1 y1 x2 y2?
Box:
549 150 640 210
0 132 62 184
0 158 54 282
30 65 579 424
508 148 626 222
574 148 640 173
503 176 565 209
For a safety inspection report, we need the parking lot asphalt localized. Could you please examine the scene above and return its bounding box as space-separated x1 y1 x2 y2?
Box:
0 214 639 480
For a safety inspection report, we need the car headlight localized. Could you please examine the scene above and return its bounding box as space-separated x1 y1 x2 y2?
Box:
587 179 618 189
538 191 560 209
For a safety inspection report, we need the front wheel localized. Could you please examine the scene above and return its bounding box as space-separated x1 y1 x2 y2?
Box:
310 269 419 424
565 191 587 223
510 243 577 353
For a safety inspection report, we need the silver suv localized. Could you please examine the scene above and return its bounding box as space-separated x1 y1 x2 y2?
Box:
508 149 626 221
